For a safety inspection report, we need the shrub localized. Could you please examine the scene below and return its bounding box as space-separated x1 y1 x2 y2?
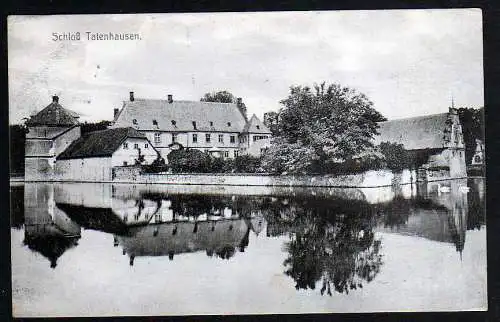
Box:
234 155 262 173
378 142 410 171
168 149 212 173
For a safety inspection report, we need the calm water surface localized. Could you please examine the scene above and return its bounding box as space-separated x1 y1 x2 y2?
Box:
10 179 486 316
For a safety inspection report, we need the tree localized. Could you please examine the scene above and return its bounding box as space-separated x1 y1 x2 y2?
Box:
378 142 411 171
9 124 28 176
168 149 212 173
263 111 280 136
263 82 386 174
201 90 247 119
80 120 112 135
200 90 236 103
456 107 484 164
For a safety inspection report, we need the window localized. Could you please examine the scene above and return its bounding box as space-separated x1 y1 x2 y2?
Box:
475 155 481 163
132 119 138 125
230 135 235 143
227 122 231 127
145 143 149 149
253 136 257 142
206 133 211 143
123 161 128 166
134 143 139 149
154 133 161 144
256 125 260 130
209 121 213 127
192 121 197 129
234 150 239 158
172 133 177 143
153 119 158 125
171 120 177 126
192 133 198 143
224 151 229 158
123 143 128 149
218 134 224 143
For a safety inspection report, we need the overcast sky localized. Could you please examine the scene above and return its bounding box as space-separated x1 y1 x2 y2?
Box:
8 10 483 124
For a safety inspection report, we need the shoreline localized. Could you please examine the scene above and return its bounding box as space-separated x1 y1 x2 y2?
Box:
10 172 479 188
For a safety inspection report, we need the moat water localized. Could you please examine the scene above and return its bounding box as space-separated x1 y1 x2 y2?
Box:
10 179 486 316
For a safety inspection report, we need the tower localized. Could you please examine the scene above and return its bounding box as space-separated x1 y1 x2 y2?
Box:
24 95 81 181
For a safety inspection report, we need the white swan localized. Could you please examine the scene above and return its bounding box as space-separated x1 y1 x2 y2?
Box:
438 183 451 194
458 185 470 193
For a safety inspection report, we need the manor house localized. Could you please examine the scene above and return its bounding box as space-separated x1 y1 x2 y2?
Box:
111 92 272 160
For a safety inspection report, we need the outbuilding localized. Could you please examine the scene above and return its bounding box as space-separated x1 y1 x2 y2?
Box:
55 127 158 181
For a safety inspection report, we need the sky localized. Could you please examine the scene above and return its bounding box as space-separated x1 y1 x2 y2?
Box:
8 10 483 124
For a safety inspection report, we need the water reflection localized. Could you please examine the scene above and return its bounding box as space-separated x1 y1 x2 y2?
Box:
14 178 484 297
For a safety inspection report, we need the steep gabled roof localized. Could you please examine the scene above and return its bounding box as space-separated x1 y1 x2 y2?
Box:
57 127 147 160
243 114 272 134
373 113 450 150
26 97 80 127
113 98 247 132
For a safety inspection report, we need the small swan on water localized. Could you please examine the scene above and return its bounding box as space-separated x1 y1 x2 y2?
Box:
437 183 451 194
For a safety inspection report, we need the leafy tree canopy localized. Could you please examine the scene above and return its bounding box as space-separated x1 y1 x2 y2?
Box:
200 90 237 103
263 82 386 174
456 107 484 164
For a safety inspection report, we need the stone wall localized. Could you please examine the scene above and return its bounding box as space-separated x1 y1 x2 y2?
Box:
112 168 416 188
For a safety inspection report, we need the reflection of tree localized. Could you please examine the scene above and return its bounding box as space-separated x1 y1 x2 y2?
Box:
467 181 485 230
274 198 383 295
10 185 24 229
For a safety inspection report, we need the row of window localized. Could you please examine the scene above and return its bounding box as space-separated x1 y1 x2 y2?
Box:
253 135 269 142
123 143 149 149
133 119 232 128
153 132 237 144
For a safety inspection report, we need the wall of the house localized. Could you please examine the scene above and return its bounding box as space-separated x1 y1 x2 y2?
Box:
141 130 267 159
54 157 112 181
112 137 158 167
244 136 271 157
25 125 81 181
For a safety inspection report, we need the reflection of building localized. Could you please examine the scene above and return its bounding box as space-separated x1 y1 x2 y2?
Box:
376 180 469 256
373 109 466 180
112 92 272 159
24 183 81 268
117 218 250 265
471 139 485 166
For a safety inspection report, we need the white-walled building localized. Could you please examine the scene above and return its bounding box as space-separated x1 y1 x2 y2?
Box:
56 127 158 181
111 92 272 159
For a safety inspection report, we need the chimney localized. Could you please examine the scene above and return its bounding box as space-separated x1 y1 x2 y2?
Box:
114 108 119 118
129 91 135 102
168 94 173 103
237 97 242 107
52 95 59 103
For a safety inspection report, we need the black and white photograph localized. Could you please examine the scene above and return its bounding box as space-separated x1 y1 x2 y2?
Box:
8 10 486 316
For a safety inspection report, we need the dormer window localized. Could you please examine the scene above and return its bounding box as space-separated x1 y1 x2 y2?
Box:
192 121 197 129
227 122 231 127
153 119 158 126
171 120 177 126
132 119 138 125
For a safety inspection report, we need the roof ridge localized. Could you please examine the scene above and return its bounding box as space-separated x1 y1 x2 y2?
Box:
380 112 449 123
126 98 236 105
